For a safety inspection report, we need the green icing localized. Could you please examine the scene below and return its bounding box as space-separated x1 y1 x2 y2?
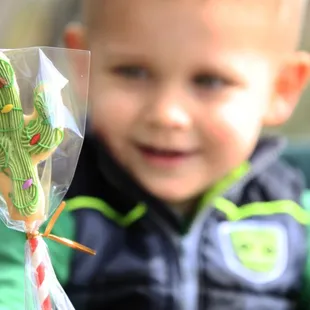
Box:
0 53 63 217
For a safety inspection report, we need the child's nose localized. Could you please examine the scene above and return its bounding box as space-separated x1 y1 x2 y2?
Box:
144 89 192 130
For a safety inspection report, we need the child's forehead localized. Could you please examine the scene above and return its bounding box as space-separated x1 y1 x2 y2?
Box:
85 0 303 54
85 0 288 24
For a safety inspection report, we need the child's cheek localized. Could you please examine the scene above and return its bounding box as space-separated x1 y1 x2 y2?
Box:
91 85 138 127
200 102 263 165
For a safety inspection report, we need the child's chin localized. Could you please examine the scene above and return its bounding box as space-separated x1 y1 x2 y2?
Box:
145 182 201 208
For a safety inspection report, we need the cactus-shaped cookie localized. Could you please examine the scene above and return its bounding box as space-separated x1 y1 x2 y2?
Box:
0 52 64 221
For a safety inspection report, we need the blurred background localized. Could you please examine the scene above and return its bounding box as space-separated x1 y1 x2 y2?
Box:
0 0 310 141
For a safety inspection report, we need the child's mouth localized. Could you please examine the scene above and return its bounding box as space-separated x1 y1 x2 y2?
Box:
136 144 197 168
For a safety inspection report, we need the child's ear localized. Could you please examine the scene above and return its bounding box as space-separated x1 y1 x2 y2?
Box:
63 23 90 105
263 51 310 127
63 22 86 50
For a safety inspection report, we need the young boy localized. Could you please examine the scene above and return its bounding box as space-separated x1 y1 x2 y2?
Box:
1 0 310 309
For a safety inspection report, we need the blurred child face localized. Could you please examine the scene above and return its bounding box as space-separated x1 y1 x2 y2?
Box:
72 0 309 211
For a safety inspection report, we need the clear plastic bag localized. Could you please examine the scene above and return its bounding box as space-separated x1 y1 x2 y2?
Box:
0 47 92 309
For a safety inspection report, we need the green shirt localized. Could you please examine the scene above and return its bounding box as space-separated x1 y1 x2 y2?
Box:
0 209 75 310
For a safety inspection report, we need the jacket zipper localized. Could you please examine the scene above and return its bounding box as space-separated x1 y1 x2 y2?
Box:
147 210 183 310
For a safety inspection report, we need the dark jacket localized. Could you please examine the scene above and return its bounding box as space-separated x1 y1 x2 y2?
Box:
62 134 310 310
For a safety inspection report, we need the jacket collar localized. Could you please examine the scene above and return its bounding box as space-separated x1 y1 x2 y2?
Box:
88 132 290 231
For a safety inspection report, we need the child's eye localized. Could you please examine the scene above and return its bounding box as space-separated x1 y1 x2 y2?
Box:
192 74 230 90
112 65 149 80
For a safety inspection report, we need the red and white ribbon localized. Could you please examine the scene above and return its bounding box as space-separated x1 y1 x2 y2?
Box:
29 237 52 310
